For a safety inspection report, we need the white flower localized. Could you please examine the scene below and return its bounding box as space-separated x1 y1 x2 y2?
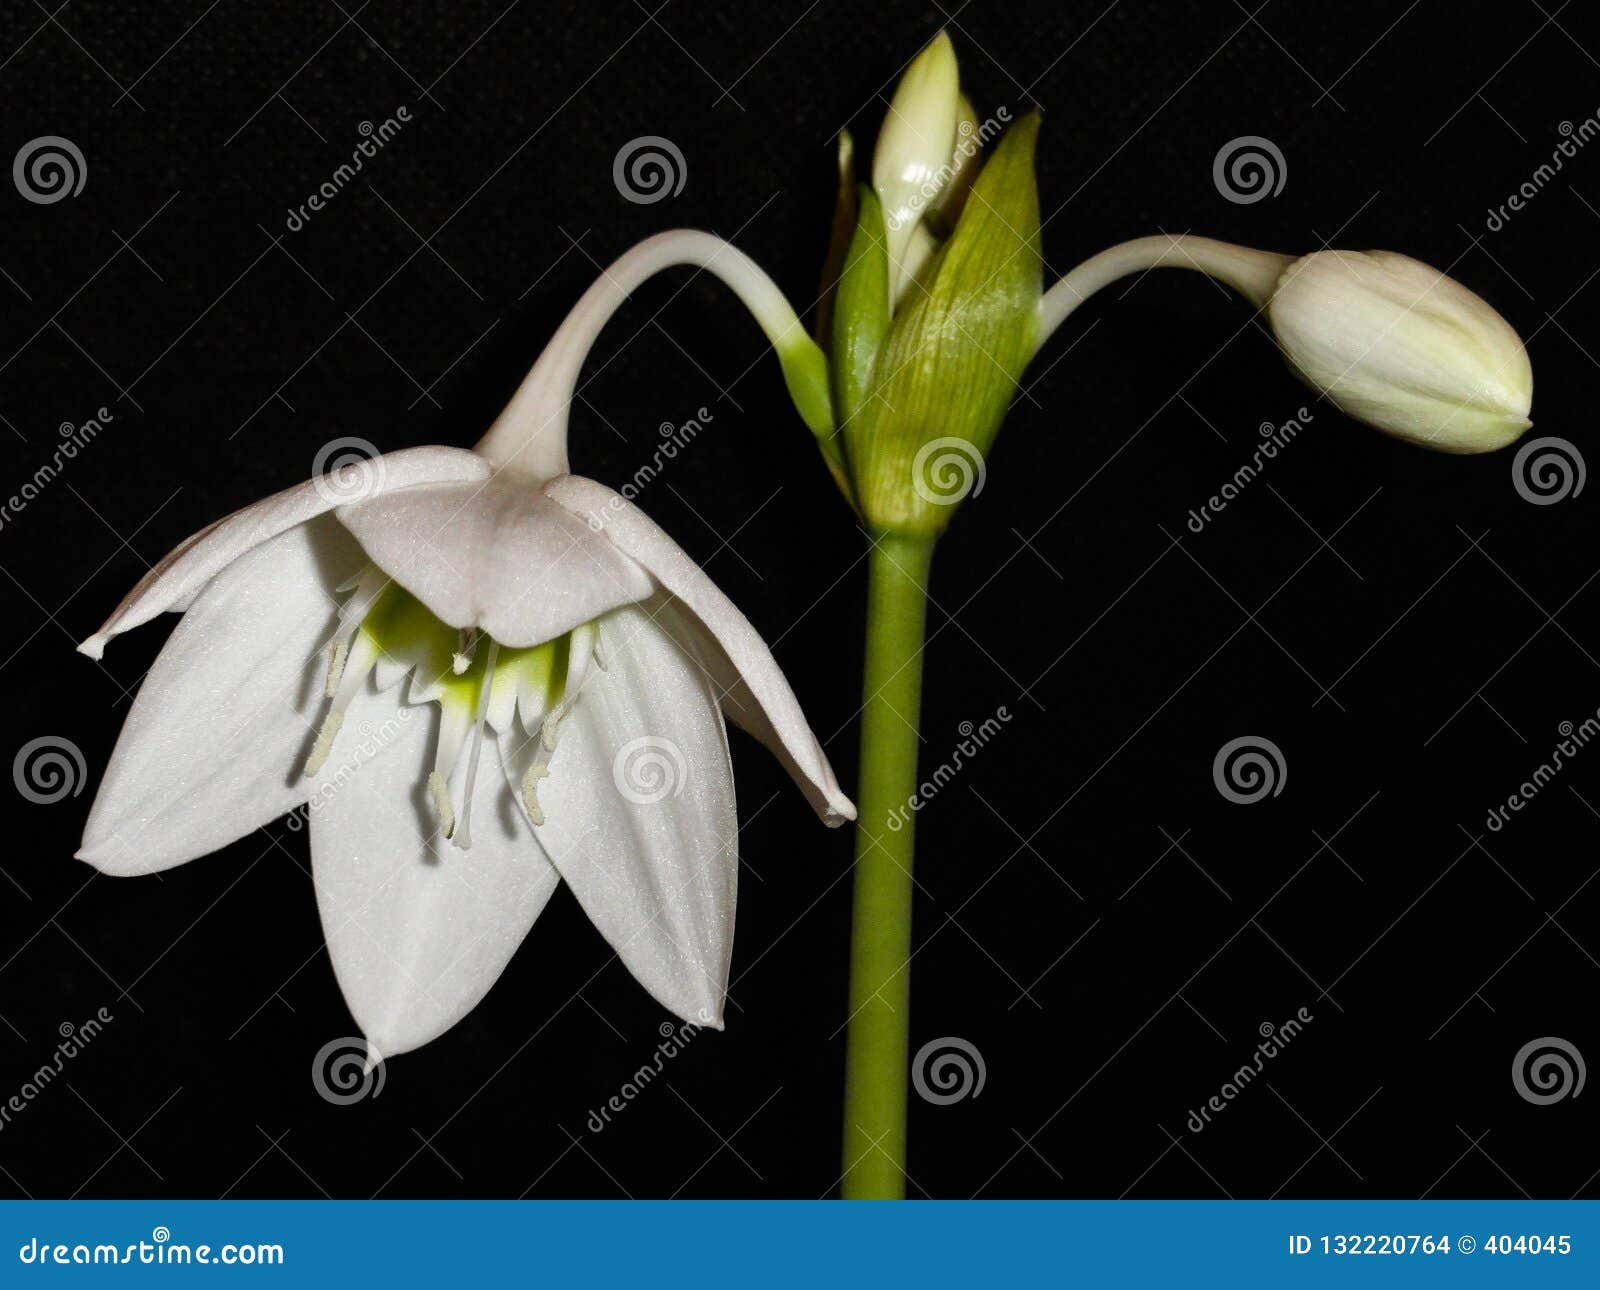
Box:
1267 250 1534 453
77 232 855 1058
872 30 961 301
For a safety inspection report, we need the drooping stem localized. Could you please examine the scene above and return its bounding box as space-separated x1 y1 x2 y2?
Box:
473 230 832 480
841 530 935 1200
1033 234 1295 357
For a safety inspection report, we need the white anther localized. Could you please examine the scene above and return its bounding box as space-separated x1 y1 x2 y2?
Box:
428 770 456 839
325 636 349 699
520 761 550 827
452 628 478 675
303 709 344 778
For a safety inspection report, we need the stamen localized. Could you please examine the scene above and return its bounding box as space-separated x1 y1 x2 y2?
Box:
541 701 569 752
513 622 597 827
520 761 550 827
451 640 498 852
303 709 344 777
428 771 456 838
324 636 349 699
322 566 389 701
452 627 478 675
304 628 381 779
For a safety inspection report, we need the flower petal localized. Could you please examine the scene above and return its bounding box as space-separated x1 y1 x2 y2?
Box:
336 472 655 647
545 474 855 825
79 446 491 659
503 605 737 1027
311 696 561 1058
77 517 365 876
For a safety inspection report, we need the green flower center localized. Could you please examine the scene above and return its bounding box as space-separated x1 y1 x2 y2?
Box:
302 570 597 848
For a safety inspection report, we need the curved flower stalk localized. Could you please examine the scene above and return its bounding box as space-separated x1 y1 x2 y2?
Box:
77 234 854 1060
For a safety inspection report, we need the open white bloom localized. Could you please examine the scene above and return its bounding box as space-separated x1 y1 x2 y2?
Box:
1266 250 1533 453
77 232 855 1058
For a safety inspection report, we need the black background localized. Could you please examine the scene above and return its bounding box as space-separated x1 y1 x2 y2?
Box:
1 0 1598 1200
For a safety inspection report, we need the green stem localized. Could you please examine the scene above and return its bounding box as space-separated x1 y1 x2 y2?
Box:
841 530 935 1199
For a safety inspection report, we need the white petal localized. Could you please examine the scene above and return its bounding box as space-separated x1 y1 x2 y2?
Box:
311 696 561 1057
337 472 655 647
504 605 737 1027
79 446 491 659
78 517 365 876
545 474 855 825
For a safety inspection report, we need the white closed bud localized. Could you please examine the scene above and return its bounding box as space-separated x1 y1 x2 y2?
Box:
872 30 960 299
1267 250 1533 454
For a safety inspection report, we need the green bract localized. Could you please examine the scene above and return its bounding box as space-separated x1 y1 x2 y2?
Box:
831 110 1042 535
831 186 890 433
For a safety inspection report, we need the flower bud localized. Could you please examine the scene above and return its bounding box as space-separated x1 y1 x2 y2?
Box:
844 111 1042 536
928 93 980 238
1266 250 1533 453
872 31 960 299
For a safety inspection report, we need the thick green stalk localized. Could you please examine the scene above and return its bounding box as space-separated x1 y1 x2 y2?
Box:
841 530 935 1199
